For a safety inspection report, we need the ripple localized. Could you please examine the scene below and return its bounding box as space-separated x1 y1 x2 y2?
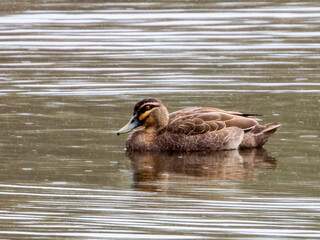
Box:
1 1 320 239
0 184 320 239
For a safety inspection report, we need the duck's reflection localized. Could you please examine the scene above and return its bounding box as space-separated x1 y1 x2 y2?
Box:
127 149 276 191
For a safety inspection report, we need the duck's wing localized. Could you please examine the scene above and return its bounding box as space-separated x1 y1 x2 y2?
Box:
167 107 258 135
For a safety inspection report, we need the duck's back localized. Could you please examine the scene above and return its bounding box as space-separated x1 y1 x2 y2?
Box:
167 107 258 135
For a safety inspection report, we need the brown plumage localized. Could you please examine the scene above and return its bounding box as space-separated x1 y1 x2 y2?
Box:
117 98 280 152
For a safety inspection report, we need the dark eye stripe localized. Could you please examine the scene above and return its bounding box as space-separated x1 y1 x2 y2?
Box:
137 104 159 116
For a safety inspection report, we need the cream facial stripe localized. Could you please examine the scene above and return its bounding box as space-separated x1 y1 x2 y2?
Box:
138 109 153 121
137 103 160 121
137 102 160 112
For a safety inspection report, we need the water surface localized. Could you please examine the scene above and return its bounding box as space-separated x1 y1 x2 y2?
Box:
0 0 320 239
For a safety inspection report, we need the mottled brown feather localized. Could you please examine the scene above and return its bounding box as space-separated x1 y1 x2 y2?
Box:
167 108 258 136
225 118 258 130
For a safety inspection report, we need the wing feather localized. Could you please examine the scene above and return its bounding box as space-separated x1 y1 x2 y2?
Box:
167 107 258 135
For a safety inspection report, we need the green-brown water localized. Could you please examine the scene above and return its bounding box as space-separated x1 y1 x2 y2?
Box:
0 0 320 239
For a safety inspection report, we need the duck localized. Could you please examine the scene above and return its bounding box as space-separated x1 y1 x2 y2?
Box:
117 98 280 152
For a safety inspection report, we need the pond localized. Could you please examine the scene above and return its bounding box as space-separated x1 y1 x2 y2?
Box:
0 0 320 239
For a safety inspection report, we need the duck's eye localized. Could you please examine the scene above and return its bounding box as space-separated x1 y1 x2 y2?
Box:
145 105 151 111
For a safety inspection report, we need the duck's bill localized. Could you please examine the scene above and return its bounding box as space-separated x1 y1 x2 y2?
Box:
117 115 141 135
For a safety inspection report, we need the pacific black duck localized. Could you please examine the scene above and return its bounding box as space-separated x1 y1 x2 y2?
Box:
117 98 280 152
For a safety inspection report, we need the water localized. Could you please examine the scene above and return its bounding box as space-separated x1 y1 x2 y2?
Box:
1 0 320 239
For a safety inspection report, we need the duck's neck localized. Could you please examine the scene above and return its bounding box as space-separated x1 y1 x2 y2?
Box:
144 106 169 134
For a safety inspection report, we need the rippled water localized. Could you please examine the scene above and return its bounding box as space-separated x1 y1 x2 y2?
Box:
1 0 320 239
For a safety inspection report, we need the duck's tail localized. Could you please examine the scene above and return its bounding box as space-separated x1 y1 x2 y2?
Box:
240 123 281 148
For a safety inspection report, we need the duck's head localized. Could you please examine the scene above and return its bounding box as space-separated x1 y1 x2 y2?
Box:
117 98 169 135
